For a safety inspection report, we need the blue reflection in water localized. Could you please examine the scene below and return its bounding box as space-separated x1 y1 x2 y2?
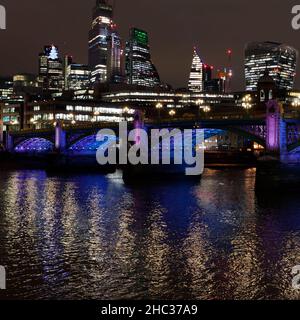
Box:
0 168 300 299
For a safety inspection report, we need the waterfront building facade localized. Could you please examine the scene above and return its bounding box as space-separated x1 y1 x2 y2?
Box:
26 100 134 129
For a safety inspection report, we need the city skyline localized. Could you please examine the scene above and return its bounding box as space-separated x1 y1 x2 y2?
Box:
0 0 300 90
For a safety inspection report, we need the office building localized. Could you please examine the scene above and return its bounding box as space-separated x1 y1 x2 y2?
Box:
188 48 204 93
88 0 114 83
0 77 13 102
64 56 91 91
245 41 298 91
38 45 64 92
125 28 160 88
107 25 125 84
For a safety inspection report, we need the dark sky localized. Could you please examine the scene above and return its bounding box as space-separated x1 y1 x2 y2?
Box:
0 0 299 90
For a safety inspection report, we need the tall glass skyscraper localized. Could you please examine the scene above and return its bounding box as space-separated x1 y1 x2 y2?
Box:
188 48 203 93
125 28 160 88
88 0 113 83
107 24 124 84
245 41 298 91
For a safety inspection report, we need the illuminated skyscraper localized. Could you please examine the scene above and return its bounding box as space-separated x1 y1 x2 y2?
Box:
38 45 64 92
88 0 113 83
107 25 125 84
125 28 160 87
245 41 298 91
188 48 204 93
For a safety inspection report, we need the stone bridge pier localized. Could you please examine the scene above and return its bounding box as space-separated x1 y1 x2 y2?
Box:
55 122 67 153
265 100 294 163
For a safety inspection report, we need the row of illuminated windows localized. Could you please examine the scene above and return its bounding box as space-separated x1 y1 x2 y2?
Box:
2 107 16 113
65 105 134 114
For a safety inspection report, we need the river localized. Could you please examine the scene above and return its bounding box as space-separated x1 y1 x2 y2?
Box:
0 168 300 299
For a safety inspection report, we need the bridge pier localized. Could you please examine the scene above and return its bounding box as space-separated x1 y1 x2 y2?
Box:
265 100 282 154
133 110 145 144
55 122 67 153
0 118 3 146
264 100 291 163
5 133 14 152
264 101 300 164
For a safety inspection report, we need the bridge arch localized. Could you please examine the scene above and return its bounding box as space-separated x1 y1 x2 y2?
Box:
206 127 266 148
287 141 300 153
68 134 117 155
14 138 54 153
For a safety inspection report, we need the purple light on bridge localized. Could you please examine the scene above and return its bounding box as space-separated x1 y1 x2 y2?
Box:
267 116 277 149
266 100 281 152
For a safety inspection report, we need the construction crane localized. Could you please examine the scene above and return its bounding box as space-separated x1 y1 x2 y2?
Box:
226 49 233 93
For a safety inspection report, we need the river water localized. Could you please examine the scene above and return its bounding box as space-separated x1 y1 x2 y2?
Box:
0 168 300 300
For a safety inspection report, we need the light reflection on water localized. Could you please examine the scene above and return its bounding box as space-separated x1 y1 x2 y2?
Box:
0 168 300 300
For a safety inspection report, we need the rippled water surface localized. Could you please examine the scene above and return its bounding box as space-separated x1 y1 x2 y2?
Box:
0 168 300 300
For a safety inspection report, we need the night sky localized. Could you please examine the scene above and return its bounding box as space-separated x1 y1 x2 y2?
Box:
0 0 299 90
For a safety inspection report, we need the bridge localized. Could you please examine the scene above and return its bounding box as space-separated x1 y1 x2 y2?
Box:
4 99 300 164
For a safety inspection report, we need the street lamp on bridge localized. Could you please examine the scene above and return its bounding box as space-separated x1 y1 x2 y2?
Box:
123 106 130 122
196 99 205 107
292 98 300 107
169 109 176 119
196 99 206 119
202 106 211 113
242 94 253 117
156 103 163 123
242 94 253 110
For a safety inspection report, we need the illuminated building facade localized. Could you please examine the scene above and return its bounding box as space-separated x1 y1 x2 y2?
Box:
0 77 13 102
1 95 26 132
188 48 204 93
101 85 236 108
65 63 91 91
88 0 113 83
107 25 125 84
245 41 298 91
0 77 25 133
38 45 64 92
125 28 160 88
26 100 134 129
